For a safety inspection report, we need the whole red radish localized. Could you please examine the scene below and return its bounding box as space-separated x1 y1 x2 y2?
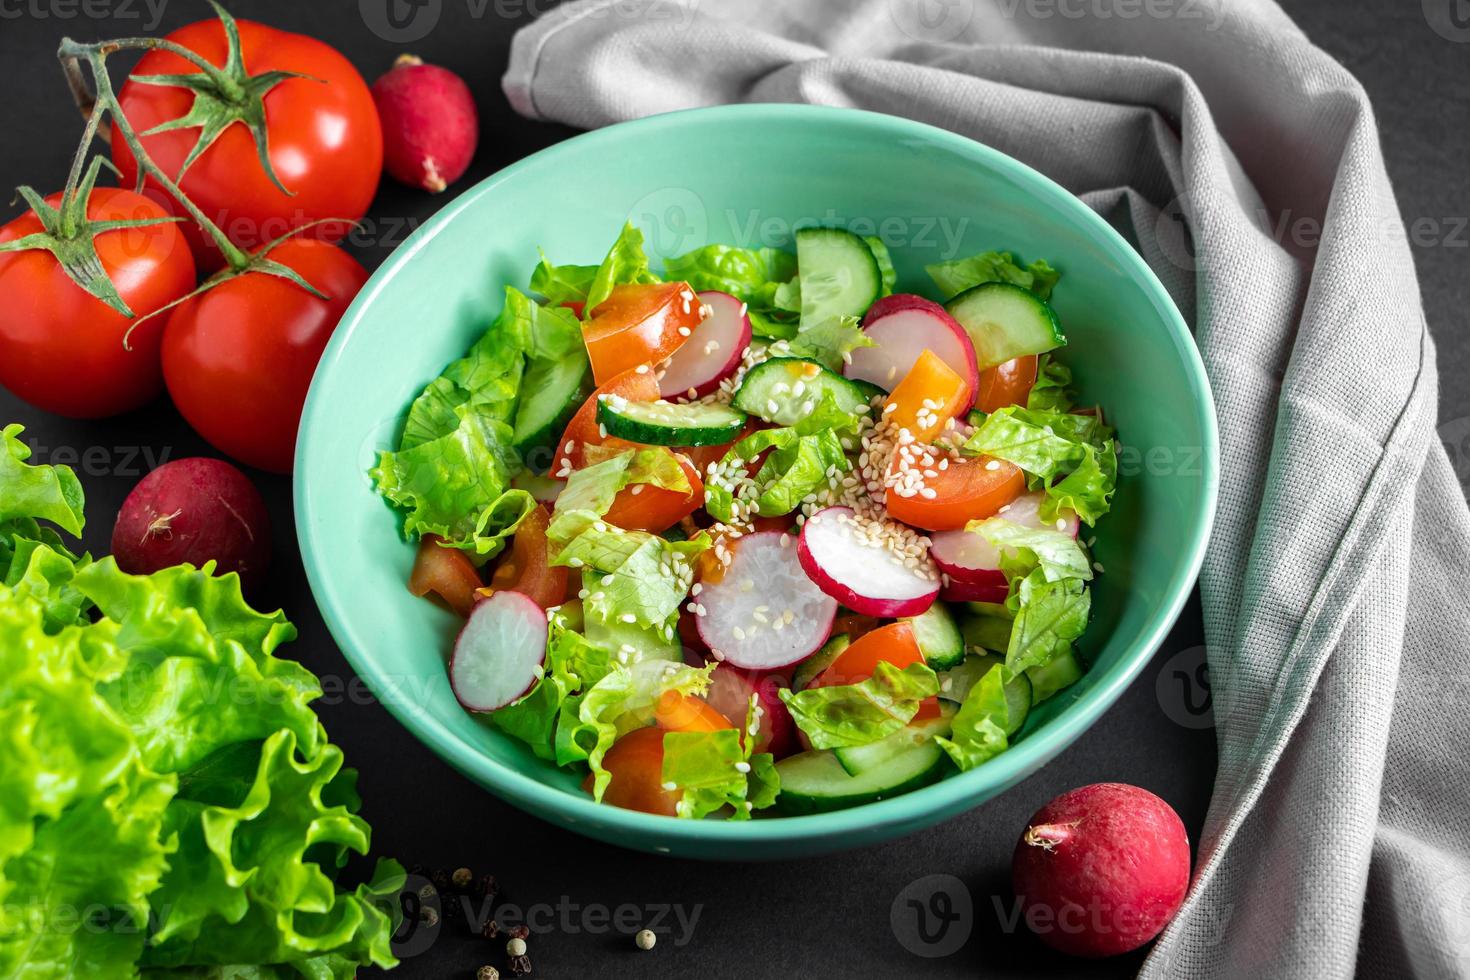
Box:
1011 783 1190 958
112 458 272 591
372 54 479 193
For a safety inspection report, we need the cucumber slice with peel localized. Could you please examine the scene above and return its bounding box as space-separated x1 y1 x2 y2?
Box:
1025 649 1084 703
775 740 947 814
793 634 849 691
904 602 965 670
513 352 593 459
796 227 883 324
732 357 874 425
596 395 746 447
834 702 956 776
945 282 1065 370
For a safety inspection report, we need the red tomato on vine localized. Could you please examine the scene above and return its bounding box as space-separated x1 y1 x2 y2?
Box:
0 166 196 419
111 9 383 269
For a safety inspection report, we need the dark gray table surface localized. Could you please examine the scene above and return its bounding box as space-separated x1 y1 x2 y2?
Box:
0 3 1463 977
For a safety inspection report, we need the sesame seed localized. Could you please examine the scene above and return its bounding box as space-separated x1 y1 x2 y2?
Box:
635 364 649 374
621 613 637 624
735 761 751 774
678 326 692 337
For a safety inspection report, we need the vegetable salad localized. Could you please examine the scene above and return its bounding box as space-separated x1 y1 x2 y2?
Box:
373 223 1117 819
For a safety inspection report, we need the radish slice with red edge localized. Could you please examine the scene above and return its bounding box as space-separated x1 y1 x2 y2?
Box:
930 491 1080 600
696 530 836 670
863 292 947 323
658 291 752 401
449 590 548 712
798 506 940 617
844 296 981 405
939 578 1011 604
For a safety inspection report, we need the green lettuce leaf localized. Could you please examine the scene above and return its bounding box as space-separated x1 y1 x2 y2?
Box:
1004 569 1091 676
779 661 940 750
963 406 1117 526
935 662 1010 771
788 314 874 373
1026 355 1073 412
705 394 858 521
662 243 797 309
555 660 715 800
585 223 661 313
552 520 707 630
546 447 690 543
530 251 598 307
661 695 778 820
1042 440 1118 526
492 609 612 760
968 518 1092 584
372 410 535 556
0 424 86 584
925 250 1061 301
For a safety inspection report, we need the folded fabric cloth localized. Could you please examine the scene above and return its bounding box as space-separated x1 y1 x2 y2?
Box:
503 3 1470 976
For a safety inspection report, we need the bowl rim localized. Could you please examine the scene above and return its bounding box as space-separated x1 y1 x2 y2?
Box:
296 102 1219 849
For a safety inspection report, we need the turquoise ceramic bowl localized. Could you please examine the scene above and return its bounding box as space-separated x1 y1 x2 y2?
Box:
296 104 1217 860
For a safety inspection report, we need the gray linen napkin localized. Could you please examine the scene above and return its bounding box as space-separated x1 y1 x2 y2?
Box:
502 3 1470 976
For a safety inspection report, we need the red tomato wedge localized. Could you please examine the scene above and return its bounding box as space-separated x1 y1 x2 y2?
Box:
886 452 1026 532
811 622 940 721
973 355 1038 414
586 727 680 816
556 368 660 470
601 442 703 533
483 506 566 610
886 349 971 442
408 535 482 617
654 691 733 733
582 282 702 384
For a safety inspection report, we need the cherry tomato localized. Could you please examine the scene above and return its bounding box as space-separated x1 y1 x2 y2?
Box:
113 16 382 268
586 727 680 816
485 506 566 610
654 691 733 733
973 355 1038 414
886 452 1025 531
557 368 660 470
602 446 703 533
582 282 701 384
408 534 482 617
161 237 368 472
0 189 195 418
813 622 941 721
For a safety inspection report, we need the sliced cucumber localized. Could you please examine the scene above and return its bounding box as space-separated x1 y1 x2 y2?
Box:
513 352 593 459
775 741 946 815
945 282 1065 371
732 357 873 425
904 602 965 671
964 600 1013 620
1024 649 1084 703
793 634 850 691
940 654 1031 736
596 395 746 447
960 611 1014 655
835 702 955 776
795 227 883 324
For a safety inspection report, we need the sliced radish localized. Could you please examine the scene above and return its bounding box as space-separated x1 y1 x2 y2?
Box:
449 590 548 712
939 577 1010 604
658 291 752 400
844 301 981 404
930 491 1080 600
696 530 836 670
863 292 947 324
798 506 940 617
